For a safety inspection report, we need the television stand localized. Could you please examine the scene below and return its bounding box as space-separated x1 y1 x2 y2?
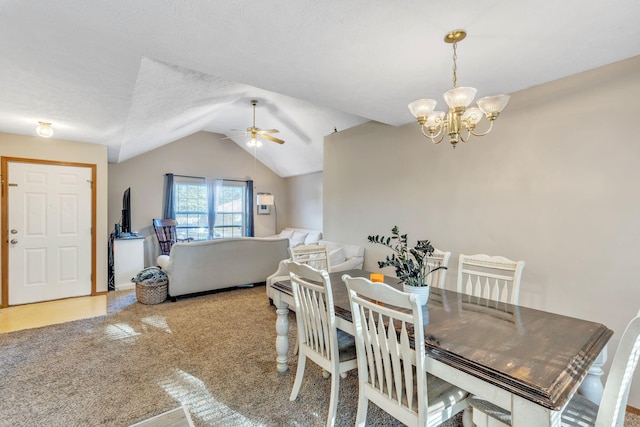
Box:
113 236 144 290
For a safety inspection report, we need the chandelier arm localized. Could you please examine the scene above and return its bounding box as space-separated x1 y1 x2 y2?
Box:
421 125 445 144
470 120 495 137
420 125 444 140
432 134 445 144
460 128 472 143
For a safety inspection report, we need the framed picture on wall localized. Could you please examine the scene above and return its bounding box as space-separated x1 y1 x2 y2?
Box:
257 204 271 215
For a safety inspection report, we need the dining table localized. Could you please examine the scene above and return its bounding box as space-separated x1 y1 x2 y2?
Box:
268 269 612 427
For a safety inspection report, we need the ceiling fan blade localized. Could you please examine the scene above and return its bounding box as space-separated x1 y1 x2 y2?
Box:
222 133 248 140
257 129 280 134
261 134 285 144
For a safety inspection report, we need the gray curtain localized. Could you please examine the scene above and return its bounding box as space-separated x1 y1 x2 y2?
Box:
163 173 175 219
246 180 254 237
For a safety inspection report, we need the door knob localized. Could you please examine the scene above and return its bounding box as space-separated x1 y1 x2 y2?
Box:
10 239 18 244
10 229 18 234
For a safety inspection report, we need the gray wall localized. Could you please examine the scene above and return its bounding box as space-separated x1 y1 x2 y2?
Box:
323 56 640 406
285 171 323 231
108 131 287 266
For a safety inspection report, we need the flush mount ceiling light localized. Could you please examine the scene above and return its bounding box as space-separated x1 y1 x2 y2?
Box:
36 121 54 138
408 30 510 148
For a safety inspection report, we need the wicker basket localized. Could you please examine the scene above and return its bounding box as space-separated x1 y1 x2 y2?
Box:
135 281 168 305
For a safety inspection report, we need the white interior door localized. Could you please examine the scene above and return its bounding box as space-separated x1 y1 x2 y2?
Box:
7 161 92 305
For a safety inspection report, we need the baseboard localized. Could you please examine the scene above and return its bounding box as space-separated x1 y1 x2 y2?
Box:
627 405 640 415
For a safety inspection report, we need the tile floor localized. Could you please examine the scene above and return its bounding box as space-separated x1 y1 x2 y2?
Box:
0 294 106 333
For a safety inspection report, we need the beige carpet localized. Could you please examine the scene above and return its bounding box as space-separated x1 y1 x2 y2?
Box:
1 286 463 426
1 286 638 426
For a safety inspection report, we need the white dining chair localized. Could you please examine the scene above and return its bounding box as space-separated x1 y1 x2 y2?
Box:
469 308 640 427
266 244 330 300
286 260 357 427
289 244 331 272
456 253 525 425
426 248 452 290
343 274 469 427
456 254 525 306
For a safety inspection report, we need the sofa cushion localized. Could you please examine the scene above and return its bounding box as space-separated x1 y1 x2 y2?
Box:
290 231 308 247
279 229 295 239
329 247 346 266
304 231 322 245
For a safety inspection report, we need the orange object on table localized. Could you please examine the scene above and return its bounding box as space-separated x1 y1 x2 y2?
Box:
370 273 384 283
369 273 385 306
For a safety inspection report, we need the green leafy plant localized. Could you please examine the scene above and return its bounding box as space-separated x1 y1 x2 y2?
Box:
367 226 446 287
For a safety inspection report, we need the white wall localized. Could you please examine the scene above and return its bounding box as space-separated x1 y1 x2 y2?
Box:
0 133 109 297
285 171 323 231
324 56 640 406
108 131 287 266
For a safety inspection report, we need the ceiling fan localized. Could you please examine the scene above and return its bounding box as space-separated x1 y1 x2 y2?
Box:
224 99 284 147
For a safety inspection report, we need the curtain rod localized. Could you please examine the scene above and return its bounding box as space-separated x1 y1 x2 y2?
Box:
165 173 249 183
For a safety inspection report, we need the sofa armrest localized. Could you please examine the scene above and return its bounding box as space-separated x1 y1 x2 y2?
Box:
266 259 290 297
331 256 364 272
157 254 171 271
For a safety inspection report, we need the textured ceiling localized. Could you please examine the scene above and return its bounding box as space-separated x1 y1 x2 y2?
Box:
1 1 639 177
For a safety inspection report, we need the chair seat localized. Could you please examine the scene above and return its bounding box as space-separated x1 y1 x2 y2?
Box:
469 392 599 427
336 329 357 362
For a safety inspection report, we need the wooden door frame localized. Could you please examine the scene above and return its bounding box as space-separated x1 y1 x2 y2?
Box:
1 157 97 308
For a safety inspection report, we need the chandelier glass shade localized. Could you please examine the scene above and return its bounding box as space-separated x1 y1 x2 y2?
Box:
408 30 509 147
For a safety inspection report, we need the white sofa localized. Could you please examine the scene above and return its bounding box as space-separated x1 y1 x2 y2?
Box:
157 237 289 299
266 227 323 247
265 239 365 297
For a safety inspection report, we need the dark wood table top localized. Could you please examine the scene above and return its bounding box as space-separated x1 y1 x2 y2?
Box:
272 269 613 410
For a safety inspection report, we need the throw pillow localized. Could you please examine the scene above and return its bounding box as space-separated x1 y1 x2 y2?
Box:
304 231 322 245
329 248 346 266
279 229 294 239
290 231 308 248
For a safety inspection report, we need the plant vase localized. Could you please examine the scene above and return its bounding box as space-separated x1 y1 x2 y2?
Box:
403 283 430 305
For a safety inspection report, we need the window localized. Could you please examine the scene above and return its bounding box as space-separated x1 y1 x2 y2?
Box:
175 178 209 241
173 178 250 240
213 181 246 238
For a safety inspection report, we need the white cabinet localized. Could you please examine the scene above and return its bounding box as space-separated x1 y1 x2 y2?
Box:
113 237 145 290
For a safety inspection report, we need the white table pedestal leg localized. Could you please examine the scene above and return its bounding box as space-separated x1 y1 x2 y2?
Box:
275 304 290 373
578 345 607 405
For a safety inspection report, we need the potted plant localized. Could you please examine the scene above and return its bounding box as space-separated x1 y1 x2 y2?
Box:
367 226 446 304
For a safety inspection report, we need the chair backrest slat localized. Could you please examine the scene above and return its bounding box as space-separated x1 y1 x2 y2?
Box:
153 218 180 256
457 254 525 306
289 244 331 272
344 275 425 414
285 260 338 363
425 248 452 289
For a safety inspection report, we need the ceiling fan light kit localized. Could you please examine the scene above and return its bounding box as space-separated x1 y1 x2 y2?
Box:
224 99 285 147
408 30 510 147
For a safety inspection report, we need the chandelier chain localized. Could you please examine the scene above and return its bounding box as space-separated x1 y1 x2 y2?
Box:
452 41 458 88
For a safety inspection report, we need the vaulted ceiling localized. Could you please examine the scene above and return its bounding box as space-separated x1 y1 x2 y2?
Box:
1 1 639 177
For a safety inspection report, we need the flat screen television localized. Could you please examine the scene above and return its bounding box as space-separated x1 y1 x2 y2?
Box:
121 187 131 234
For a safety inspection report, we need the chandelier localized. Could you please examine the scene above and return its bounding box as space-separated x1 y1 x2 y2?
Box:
408 30 510 147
